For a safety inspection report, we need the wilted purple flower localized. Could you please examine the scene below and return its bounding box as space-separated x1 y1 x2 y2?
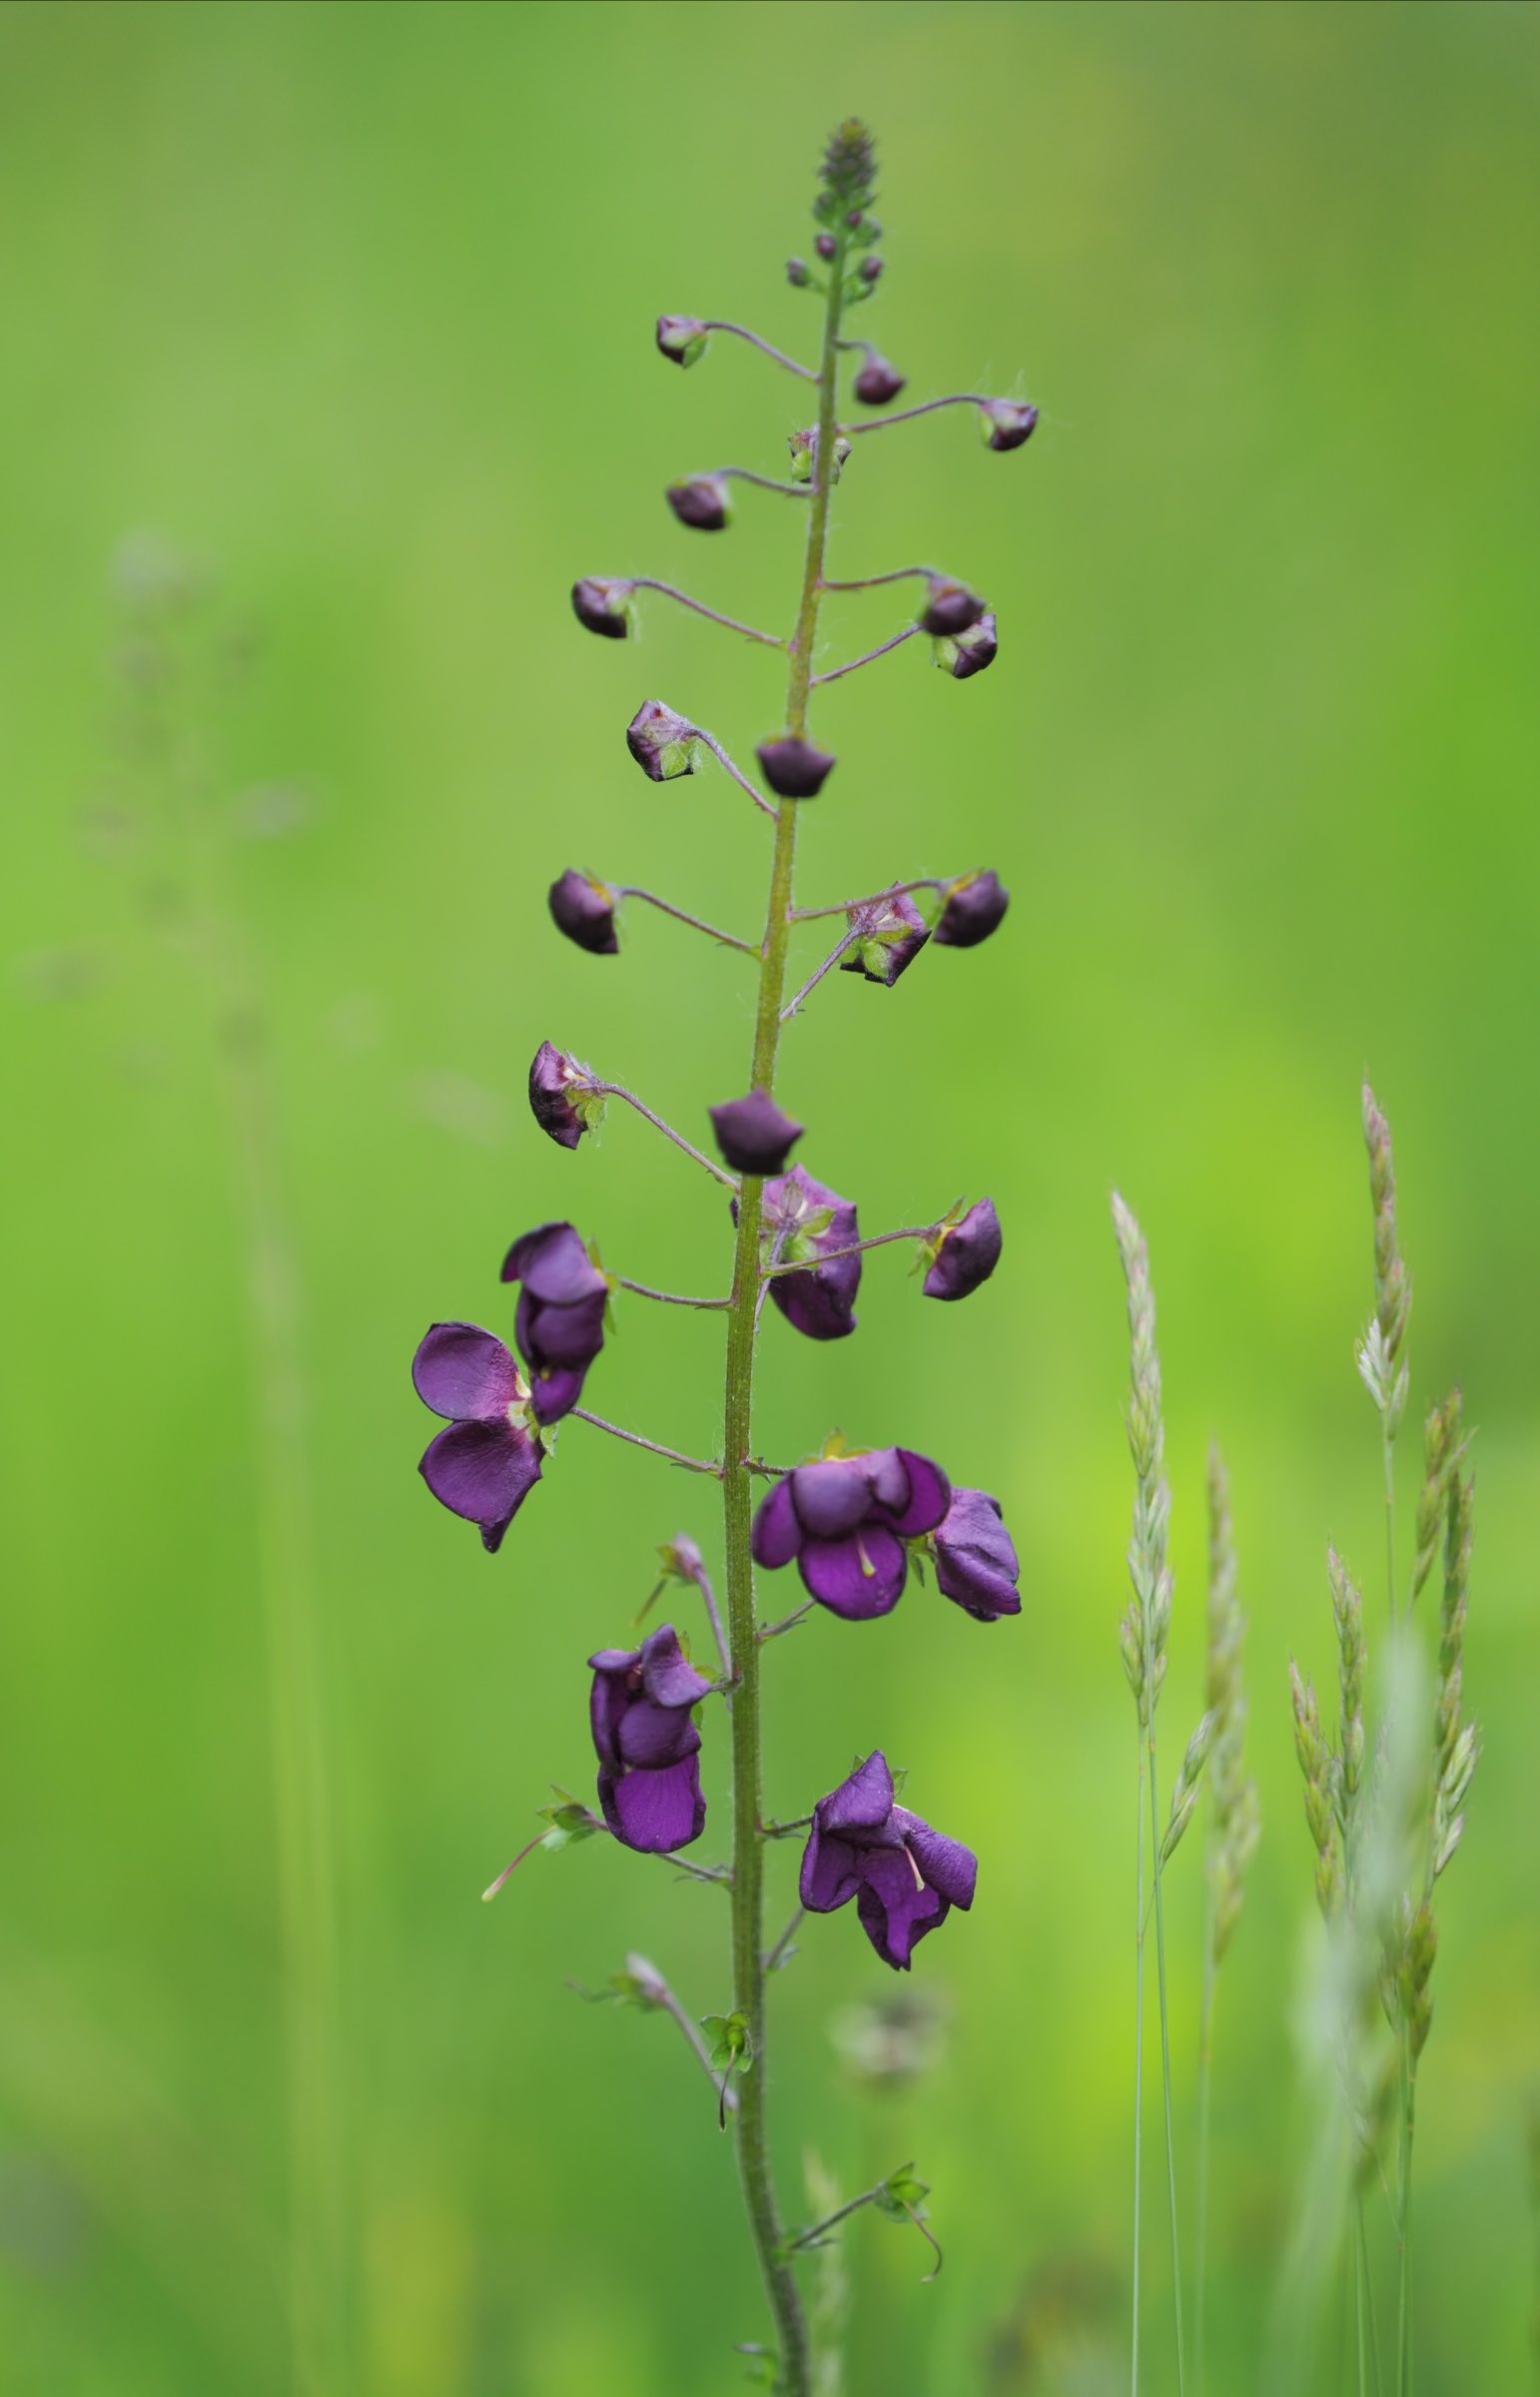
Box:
411 1322 543 1552
800 1751 977 1969
570 576 633 639
935 611 998 680
853 352 905 405
751 1446 951 1620
709 1089 803 1177
666 474 730 531
499 1219 607 1422
528 1041 599 1149
918 577 986 638
756 735 836 800
656 314 709 368
547 869 619 955
980 399 1038 452
626 699 698 782
934 869 1010 949
840 892 930 987
756 1163 860 1340
931 1488 1021 1622
923 1198 1002 1302
588 1623 712 1853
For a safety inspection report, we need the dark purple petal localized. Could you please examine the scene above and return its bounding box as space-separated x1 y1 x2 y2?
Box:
665 474 730 531
626 699 698 782
770 1269 858 1341
616 1699 702 1771
527 1042 588 1149
588 1653 634 1771
502 1220 607 1305
638 1623 714 1710
789 1457 874 1541
853 356 906 405
897 1812 979 1910
838 893 930 988
520 1289 607 1367
982 399 1038 451
418 1418 540 1530
548 868 620 951
919 578 986 638
570 578 632 640
933 1487 1021 1621
947 611 998 679
933 868 1010 949
525 1362 586 1424
710 1090 803 1177
762 1165 860 1342
751 1478 801 1569
800 1527 907 1619
924 1198 1003 1301
755 736 836 800
863 1447 911 1514
855 1849 949 1970
816 1750 896 1835
411 1322 521 1424
799 1828 865 1914
878 1450 951 1538
600 1755 706 1854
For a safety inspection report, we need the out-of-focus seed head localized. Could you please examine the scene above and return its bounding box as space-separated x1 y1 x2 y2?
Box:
755 735 837 800
665 474 731 532
980 398 1039 452
853 352 906 405
655 314 709 368
709 1089 804 1178
918 577 987 639
547 869 619 956
934 868 1010 949
625 699 698 782
570 576 635 639
935 611 999 680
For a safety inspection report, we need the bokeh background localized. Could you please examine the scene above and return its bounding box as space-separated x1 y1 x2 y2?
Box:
3 4 1537 2391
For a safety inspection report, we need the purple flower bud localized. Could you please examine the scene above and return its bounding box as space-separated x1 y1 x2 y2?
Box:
411 1322 543 1551
755 1164 860 1340
839 891 930 987
665 473 730 532
709 1089 803 1177
980 398 1039 451
933 868 1010 949
935 610 998 681
656 314 709 368
918 577 987 638
922 1198 1002 1302
799 1751 977 1969
846 209 864 230
500 1218 608 1423
786 258 812 288
859 255 883 285
853 354 906 406
588 1623 712 1853
751 1446 951 1620
815 232 837 261
755 735 836 800
570 576 634 639
547 869 619 956
931 1488 1021 1622
528 1040 600 1150
625 699 698 782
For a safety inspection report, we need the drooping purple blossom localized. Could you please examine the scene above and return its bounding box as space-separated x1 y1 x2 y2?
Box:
923 1198 1002 1302
756 735 837 801
980 399 1038 451
755 1163 860 1340
839 892 930 988
528 1041 598 1149
918 578 986 638
411 1321 543 1552
499 1220 607 1422
936 612 998 680
571 576 633 638
666 474 730 531
931 1488 1021 1622
751 1447 951 1620
548 870 619 955
799 1751 977 1970
853 353 906 405
709 1089 803 1177
934 869 1010 949
656 315 709 368
588 1623 713 1853
626 700 698 783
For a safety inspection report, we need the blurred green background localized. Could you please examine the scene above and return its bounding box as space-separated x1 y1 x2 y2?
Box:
3 3 1537 2390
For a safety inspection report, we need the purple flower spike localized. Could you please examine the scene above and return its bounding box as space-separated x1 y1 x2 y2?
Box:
923 1198 1002 1302
528 1041 600 1150
799 1752 977 1970
547 869 619 955
980 399 1038 452
570 576 634 639
589 1622 713 1853
710 1089 803 1177
755 735 837 801
666 474 730 531
500 1219 607 1423
751 1445 951 1621
656 315 709 369
411 1321 542 1552
932 1488 1021 1622
853 354 906 406
934 869 1010 949
840 892 930 988
626 699 698 783
938 610 998 681
918 578 986 638
759 1164 860 1340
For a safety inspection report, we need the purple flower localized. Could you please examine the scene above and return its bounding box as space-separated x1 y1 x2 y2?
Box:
547 870 619 955
570 576 633 638
931 1488 1021 1622
938 611 998 680
756 735 837 800
709 1089 803 1177
934 869 1010 949
840 892 930 987
656 314 709 368
815 231 837 263
588 1623 713 1853
665 474 730 532
528 1041 598 1150
786 258 811 289
626 700 698 782
411 1322 543 1552
499 1219 607 1422
751 1446 951 1620
918 577 986 638
859 255 884 286
923 1198 1002 1302
799 1751 977 1970
853 353 906 405
980 399 1038 452
756 1164 860 1340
